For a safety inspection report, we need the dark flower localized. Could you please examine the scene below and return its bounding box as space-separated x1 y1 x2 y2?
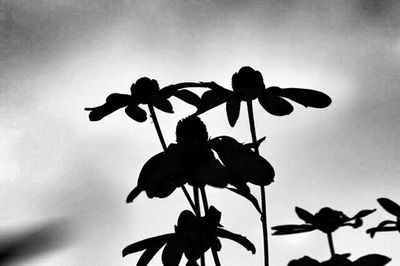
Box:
84 78 201 122
193 66 332 126
272 206 375 235
122 206 255 266
288 254 390 266
126 117 274 213
367 198 400 238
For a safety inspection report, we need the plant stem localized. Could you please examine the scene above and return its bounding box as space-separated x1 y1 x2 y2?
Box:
246 100 269 266
194 187 206 266
147 104 196 213
200 187 221 266
327 233 335 258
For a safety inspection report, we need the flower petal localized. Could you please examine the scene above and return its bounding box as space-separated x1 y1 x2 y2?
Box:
258 90 294 116
125 104 147 122
137 241 166 266
85 93 131 121
227 186 262 214
152 99 174 113
122 234 173 257
194 87 231 116
349 209 376 221
353 254 391 266
271 224 315 235
295 207 315 224
216 228 256 254
226 97 241 127
270 87 332 108
377 198 400 217
161 236 184 266
172 89 201 107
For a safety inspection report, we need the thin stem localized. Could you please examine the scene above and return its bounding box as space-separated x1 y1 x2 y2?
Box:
327 233 335 258
194 187 205 266
246 100 269 266
200 187 221 266
147 104 196 213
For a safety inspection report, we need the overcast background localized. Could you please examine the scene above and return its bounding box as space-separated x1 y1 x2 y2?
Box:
0 0 399 265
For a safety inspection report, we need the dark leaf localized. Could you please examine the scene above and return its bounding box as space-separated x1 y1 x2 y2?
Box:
152 99 174 113
137 241 166 266
227 187 262 214
350 209 376 220
271 224 315 235
226 97 241 127
272 87 332 108
295 207 315 224
85 93 131 121
194 89 231 116
377 198 400 217
161 237 184 266
122 234 173 257
125 104 147 122
354 254 391 266
258 90 294 116
173 89 201 107
216 228 256 254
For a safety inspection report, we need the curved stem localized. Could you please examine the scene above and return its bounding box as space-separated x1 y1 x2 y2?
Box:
200 187 221 266
147 104 196 213
246 100 269 266
327 233 335 258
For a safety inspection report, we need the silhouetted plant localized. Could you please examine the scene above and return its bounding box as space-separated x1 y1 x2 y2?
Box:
367 198 400 238
272 206 375 257
123 206 255 266
288 254 390 266
184 66 332 266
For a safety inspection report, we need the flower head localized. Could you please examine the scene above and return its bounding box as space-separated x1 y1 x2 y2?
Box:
367 198 400 238
231 66 265 101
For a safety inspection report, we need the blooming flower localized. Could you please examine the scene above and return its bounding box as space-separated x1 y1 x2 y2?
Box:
122 206 255 266
272 206 375 235
194 66 332 126
367 198 400 238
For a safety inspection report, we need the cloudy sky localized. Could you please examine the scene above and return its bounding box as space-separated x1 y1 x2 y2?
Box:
1 0 399 265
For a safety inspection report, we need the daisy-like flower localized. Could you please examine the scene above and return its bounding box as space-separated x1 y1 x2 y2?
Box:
288 254 390 266
126 116 274 213
122 206 255 266
194 66 332 126
84 77 201 122
367 198 400 238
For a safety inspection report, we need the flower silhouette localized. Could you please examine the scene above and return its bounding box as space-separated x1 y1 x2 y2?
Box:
126 116 274 213
122 206 255 266
288 254 390 266
367 198 400 238
193 66 332 126
84 78 201 122
272 207 375 235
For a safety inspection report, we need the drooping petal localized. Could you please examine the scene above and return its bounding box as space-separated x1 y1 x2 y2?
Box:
137 241 166 266
152 98 174 113
194 87 232 116
122 234 173 257
216 228 256 254
377 198 400 217
258 90 294 116
295 207 315 224
271 224 316 235
85 93 131 121
270 87 332 108
226 96 241 127
227 187 262 214
348 209 376 221
161 236 184 266
125 104 147 122
172 89 201 107
353 254 391 266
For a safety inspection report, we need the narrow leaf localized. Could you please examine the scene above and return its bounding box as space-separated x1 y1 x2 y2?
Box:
216 228 256 254
258 90 294 116
295 207 314 224
122 234 173 257
377 198 400 217
227 187 262 214
354 254 391 266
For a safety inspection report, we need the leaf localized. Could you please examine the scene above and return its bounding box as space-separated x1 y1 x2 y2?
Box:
377 198 400 217
272 87 332 108
137 241 166 266
354 254 391 266
125 104 147 122
271 224 315 235
226 97 241 127
295 207 315 224
173 89 201 107
161 237 184 266
85 93 131 121
258 90 294 116
152 99 174 113
350 209 376 220
122 234 173 257
216 228 256 254
194 89 231 116
227 187 262 214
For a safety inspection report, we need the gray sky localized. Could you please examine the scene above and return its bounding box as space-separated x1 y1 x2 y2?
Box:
0 0 399 265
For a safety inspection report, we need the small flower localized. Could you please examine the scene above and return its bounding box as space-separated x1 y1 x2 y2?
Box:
194 66 332 126
122 206 255 266
126 117 274 213
272 206 375 235
85 78 202 122
367 198 400 238
288 254 390 266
